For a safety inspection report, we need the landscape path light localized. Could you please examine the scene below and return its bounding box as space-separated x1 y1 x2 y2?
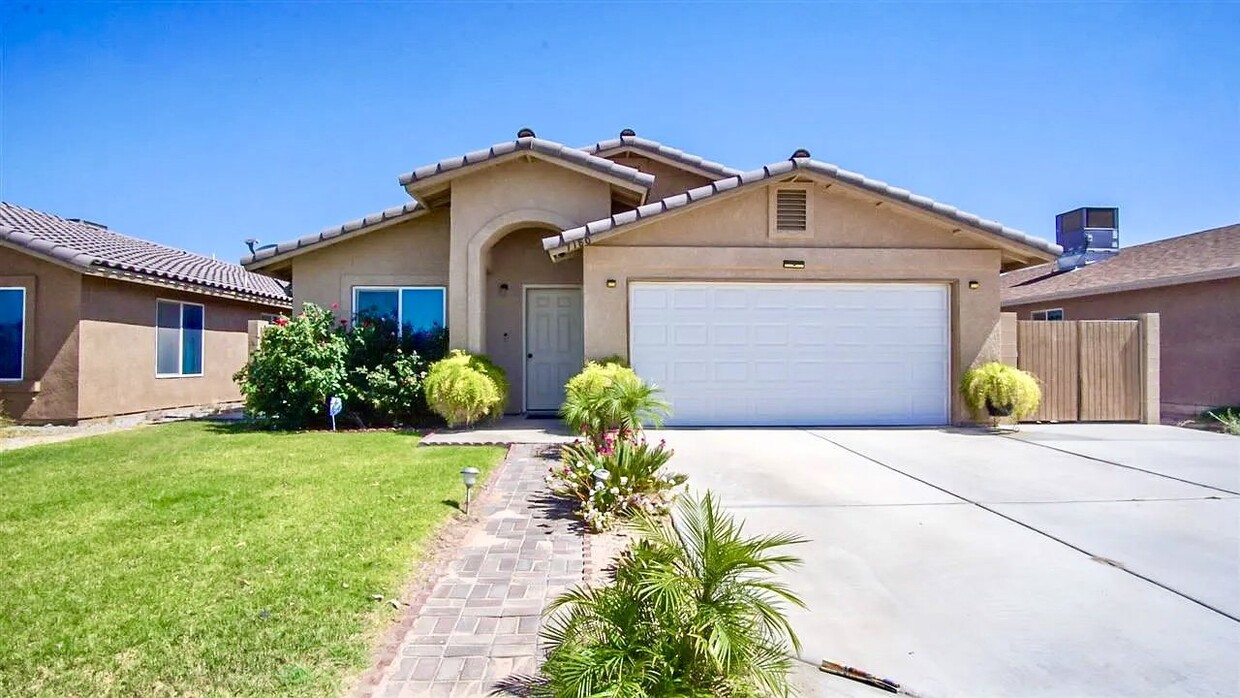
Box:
460 467 480 514
592 468 611 491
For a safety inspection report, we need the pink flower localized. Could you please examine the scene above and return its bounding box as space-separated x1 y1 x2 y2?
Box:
331 302 339 310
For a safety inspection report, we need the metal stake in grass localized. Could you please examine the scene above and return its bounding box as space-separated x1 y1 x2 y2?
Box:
460 467 480 514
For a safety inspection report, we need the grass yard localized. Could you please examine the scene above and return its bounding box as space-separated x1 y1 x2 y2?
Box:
0 422 504 697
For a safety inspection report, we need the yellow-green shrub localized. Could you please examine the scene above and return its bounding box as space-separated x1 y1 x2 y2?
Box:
960 362 1042 421
424 350 507 427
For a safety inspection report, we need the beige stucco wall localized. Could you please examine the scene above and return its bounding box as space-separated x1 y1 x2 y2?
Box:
1004 277 1240 419
601 153 713 201
0 247 82 423
605 182 984 249
485 228 584 412
76 277 268 420
449 158 613 352
291 209 451 322
582 182 1006 424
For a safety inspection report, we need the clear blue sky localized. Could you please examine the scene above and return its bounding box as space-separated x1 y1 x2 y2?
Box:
3 2 1237 260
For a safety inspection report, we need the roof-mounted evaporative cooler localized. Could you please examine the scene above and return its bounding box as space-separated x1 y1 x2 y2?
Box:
1055 206 1119 272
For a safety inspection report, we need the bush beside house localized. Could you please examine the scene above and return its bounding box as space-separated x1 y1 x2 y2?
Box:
234 303 475 430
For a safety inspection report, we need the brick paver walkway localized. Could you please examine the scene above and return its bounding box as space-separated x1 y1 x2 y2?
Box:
368 444 582 697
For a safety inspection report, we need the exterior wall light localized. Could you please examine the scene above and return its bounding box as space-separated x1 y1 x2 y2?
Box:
460 467 480 514
783 260 806 270
605 279 617 288
968 280 980 290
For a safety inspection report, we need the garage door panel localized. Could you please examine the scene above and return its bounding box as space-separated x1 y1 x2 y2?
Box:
630 282 950 426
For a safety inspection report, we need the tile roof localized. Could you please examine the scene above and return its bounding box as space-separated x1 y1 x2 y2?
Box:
0 202 290 306
542 156 1062 258
1000 223 1240 305
580 133 742 179
243 201 423 266
397 135 656 191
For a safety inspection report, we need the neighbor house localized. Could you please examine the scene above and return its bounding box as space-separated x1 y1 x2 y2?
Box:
1002 216 1239 420
243 129 1061 426
0 203 292 424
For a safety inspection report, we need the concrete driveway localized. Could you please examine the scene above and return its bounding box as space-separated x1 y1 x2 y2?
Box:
653 424 1240 697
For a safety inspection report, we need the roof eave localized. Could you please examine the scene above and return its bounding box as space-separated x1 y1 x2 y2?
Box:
400 147 653 208
242 203 427 271
544 159 1061 263
1001 266 1240 307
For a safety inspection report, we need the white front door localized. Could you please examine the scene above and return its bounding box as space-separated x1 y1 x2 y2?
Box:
525 288 584 413
629 282 951 426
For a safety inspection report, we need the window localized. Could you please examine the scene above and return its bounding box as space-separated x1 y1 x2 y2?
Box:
769 184 813 238
0 288 25 381
353 287 446 334
156 300 204 377
1031 308 1065 321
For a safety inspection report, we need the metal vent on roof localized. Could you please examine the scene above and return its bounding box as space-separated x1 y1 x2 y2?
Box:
775 189 808 232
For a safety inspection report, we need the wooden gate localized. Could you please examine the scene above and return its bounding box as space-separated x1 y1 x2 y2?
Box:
1016 320 1142 422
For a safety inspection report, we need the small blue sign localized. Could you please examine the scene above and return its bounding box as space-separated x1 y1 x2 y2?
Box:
328 396 343 431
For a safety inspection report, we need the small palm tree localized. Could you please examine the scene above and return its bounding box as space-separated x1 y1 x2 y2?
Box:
539 492 808 697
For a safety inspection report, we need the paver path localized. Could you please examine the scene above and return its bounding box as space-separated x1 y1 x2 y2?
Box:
368 444 583 697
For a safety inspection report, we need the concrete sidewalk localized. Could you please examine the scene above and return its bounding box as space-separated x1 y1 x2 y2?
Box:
420 416 575 447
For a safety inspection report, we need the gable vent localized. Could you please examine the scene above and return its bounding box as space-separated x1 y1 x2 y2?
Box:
775 189 808 232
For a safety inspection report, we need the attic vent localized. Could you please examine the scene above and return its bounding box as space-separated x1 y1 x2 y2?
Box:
775 189 808 232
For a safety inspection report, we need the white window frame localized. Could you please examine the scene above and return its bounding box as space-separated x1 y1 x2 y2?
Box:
0 287 26 382
1031 308 1065 321
351 286 447 336
155 299 206 378
768 183 815 239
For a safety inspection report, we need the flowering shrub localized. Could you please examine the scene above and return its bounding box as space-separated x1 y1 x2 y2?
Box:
342 313 448 426
234 304 453 429
424 350 508 427
233 303 349 429
546 430 686 532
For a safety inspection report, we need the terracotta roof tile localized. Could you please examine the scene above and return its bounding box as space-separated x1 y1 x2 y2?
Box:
543 157 1060 258
580 134 742 179
0 202 290 306
397 136 655 190
1000 223 1240 304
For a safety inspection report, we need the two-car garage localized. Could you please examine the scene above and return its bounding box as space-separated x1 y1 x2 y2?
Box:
628 282 951 426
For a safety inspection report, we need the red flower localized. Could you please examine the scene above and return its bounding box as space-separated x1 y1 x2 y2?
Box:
273 317 289 326
331 302 339 310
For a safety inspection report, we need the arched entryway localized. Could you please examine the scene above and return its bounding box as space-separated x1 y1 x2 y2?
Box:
484 227 583 414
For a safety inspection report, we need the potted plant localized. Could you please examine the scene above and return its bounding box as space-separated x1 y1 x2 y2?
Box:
959 362 1042 427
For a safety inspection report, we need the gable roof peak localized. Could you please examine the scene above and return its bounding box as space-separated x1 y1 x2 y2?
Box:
543 154 1062 261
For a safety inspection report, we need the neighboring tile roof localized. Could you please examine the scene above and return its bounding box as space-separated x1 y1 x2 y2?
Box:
1000 223 1240 305
0 202 290 305
243 201 423 266
580 133 742 179
542 156 1062 258
397 135 656 191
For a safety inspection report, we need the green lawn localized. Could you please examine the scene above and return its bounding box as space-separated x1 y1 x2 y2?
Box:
0 422 504 697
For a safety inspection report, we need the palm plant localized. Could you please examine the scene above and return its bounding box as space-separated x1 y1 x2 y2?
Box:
560 364 670 446
539 492 808 697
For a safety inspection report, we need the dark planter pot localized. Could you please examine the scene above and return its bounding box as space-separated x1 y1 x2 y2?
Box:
986 399 1014 417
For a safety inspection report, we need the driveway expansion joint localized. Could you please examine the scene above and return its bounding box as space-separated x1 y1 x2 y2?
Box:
803 429 1240 625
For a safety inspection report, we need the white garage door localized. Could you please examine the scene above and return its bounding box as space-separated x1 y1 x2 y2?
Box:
629 282 950 426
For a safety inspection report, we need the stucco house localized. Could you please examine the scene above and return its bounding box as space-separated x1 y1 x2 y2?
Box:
243 129 1061 426
1002 220 1239 420
0 203 291 424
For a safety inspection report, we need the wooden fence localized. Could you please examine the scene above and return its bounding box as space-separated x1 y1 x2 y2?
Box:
1014 317 1154 423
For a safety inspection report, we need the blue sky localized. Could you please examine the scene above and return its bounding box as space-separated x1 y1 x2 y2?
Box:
3 2 1237 260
